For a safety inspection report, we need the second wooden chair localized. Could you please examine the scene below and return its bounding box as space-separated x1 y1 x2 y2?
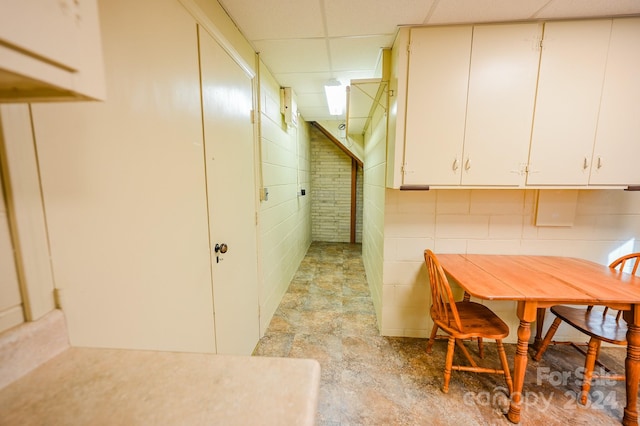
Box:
533 252 640 405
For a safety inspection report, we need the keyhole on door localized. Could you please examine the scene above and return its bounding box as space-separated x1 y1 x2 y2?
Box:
215 243 228 263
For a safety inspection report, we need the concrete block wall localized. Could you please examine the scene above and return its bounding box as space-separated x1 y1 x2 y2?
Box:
381 188 640 343
258 64 312 334
362 104 387 328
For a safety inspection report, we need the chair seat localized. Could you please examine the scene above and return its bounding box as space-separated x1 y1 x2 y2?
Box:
434 301 509 340
550 305 627 345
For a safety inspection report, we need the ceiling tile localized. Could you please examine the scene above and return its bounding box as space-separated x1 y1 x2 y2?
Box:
273 72 333 94
536 0 640 19
254 39 330 74
296 92 327 107
329 35 394 72
427 0 550 24
218 0 324 40
220 0 640 126
324 0 436 37
298 105 338 121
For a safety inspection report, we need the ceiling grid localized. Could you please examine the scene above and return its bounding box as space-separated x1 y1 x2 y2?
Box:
217 0 640 121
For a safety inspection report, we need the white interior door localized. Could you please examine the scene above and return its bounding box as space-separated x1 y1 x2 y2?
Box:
199 26 260 355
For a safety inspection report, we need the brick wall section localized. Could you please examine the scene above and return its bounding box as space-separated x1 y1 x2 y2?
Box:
310 125 362 243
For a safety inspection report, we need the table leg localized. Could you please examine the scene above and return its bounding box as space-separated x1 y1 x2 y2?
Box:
508 302 537 424
532 308 546 351
623 306 640 426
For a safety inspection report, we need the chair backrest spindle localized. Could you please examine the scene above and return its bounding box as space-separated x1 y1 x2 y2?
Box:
608 253 640 323
425 250 463 333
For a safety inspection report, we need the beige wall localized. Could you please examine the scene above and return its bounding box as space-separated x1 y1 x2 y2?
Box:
0 0 311 352
29 0 216 351
362 97 387 328
381 188 640 343
0 167 23 333
257 61 311 333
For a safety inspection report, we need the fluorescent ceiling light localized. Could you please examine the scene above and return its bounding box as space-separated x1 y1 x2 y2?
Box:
324 79 345 116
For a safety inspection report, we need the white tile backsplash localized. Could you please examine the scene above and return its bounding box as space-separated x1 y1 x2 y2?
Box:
435 189 471 214
470 189 527 215
384 212 436 238
488 215 525 239
435 214 490 239
381 188 640 343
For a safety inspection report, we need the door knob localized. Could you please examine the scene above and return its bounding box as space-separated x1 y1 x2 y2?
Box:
214 243 228 263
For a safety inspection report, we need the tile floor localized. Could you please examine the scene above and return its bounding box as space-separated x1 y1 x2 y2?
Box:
253 242 630 425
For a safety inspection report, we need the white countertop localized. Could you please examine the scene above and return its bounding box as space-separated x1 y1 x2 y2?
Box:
0 347 321 425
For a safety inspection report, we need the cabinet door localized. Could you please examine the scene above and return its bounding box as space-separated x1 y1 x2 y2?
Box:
462 23 542 186
527 20 611 185
403 26 472 186
0 0 80 71
590 18 640 186
0 0 105 102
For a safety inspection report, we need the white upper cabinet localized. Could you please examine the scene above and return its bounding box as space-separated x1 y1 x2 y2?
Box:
589 17 640 186
402 23 541 187
388 18 638 189
403 26 472 186
527 20 612 185
0 0 105 102
462 23 542 186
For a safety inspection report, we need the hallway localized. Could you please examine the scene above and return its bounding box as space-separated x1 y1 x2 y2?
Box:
254 242 629 425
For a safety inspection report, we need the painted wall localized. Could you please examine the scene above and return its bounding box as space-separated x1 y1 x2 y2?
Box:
257 62 312 333
0 0 310 352
361 99 387 328
28 0 216 352
0 168 23 333
381 188 640 343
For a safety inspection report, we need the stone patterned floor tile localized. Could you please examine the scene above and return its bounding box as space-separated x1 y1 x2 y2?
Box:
254 242 630 425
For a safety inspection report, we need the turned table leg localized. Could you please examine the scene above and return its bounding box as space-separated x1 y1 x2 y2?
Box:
508 302 537 424
623 306 640 426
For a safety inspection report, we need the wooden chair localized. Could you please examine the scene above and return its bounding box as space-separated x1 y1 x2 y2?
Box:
427 291 485 359
424 249 513 394
533 252 640 405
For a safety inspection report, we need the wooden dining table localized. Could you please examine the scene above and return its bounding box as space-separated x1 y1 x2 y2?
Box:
437 254 640 425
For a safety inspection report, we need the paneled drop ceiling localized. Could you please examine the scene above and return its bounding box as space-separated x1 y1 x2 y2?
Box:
217 0 640 122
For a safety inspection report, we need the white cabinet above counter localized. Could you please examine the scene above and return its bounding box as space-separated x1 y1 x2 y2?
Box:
387 17 640 190
0 0 105 102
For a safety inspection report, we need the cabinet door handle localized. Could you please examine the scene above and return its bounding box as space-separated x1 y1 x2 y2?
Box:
597 156 603 170
452 158 459 171
582 157 589 170
464 158 471 171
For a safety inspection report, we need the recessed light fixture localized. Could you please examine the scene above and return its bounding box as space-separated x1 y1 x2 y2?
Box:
324 78 345 116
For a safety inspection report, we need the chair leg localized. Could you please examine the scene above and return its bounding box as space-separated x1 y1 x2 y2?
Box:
456 338 479 368
496 339 513 396
443 336 456 393
533 316 562 361
426 325 439 354
580 337 602 405
477 337 485 359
